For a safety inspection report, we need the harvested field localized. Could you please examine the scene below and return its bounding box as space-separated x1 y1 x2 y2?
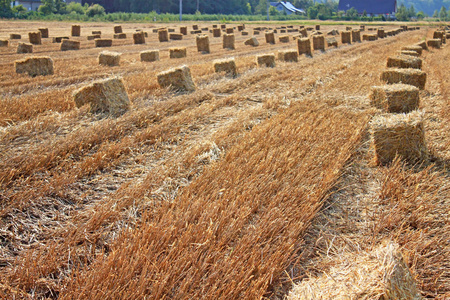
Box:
0 20 448 300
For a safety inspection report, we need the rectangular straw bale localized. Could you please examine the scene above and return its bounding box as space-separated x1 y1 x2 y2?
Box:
157 65 195 92
312 35 325 51
170 33 183 40
257 54 276 68
287 243 422 299
277 50 298 62
0 39 9 47
133 32 145 44
360 25 365 31
265 31 275 44
73 77 130 115
220 24 226 29
299 28 307 37
95 39 113 47
427 39 441 48
363 34 377 41
326 37 338 47
401 45 422 56
158 29 169 42
71 25 81 37
52 36 69 43
387 55 422 69
15 56 54 77
213 28 221 37
114 25 123 34
196 35 210 53
140 50 159 62
87 34 101 40
341 31 351 44
214 58 237 77
38 28 49 38
169 47 187 59
17 42 33 53
60 39 80 51
351 30 361 42
193 25 199 30
279 35 289 43
226 28 234 34
371 111 427 164
297 38 312 56
168 28 176 33
244 37 259 46
377 28 385 38
180 26 188 35
315 25 320 30
191 30 202 34
253 30 260 35
28 31 41 45
370 84 419 113
433 31 446 44
241 31 249 36
327 29 339 36
381 68 426 90
400 50 420 57
98 51 121 66
114 33 127 39
223 34 235 50
10 34 21 39
238 25 244 31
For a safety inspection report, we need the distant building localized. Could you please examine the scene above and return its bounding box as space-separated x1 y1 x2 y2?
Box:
338 0 397 16
270 1 305 15
11 0 82 11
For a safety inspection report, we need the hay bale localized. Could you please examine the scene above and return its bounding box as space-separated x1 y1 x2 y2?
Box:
387 55 422 70
253 30 260 35
180 26 188 35
98 51 121 66
17 42 33 53
71 25 81 37
288 242 422 299
169 47 187 59
238 25 244 31
196 35 210 53
28 31 42 45
341 31 351 44
433 31 446 44
244 37 259 46
223 34 235 50
140 50 159 62
193 25 199 30
212 28 221 37
400 50 420 57
299 28 307 37
312 35 325 51
133 32 145 44
241 31 249 36
220 24 226 29
73 77 130 115
326 37 338 47
168 28 176 33
38 28 49 38
114 33 127 39
257 54 276 68
346 26 352 31
60 39 80 51
170 33 183 40
279 35 289 43
363 34 377 41
53 36 69 43
315 24 320 30
226 28 234 34
377 28 385 38
157 65 195 92
351 30 361 42
371 111 427 164
92 30 101 35
191 30 202 34
158 29 169 42
297 38 312 56
381 68 426 90
214 58 237 77
95 39 113 48
114 25 122 34
265 31 275 44
15 56 54 77
0 39 9 47
10 34 21 39
401 45 423 56
327 29 339 36
277 50 298 62
370 84 419 113
360 25 365 31
87 34 101 40
427 39 441 49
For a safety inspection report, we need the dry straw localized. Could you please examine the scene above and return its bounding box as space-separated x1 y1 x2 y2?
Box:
52 36 68 43
279 35 289 43
213 28 221 37
226 28 234 34
169 47 187 59
327 29 339 36
401 45 423 56
114 25 123 34
28 31 42 45
71 25 81 37
312 35 325 51
17 42 33 53
98 51 121 66
400 50 420 57
60 39 80 51
433 30 446 44
10 33 21 39
352 29 361 42
114 33 126 39
363 34 377 41
371 110 427 164
38 28 49 38
277 50 298 62
95 39 113 47
213 58 237 77
265 31 275 44
133 32 145 44
381 68 426 90
257 54 276 68
427 39 441 49
158 29 169 42
223 34 235 50
170 33 183 40
0 39 9 47
244 37 259 46
157 65 196 92
15 56 54 77
92 30 101 35
87 34 101 40
253 30 260 35
326 37 338 47
387 55 422 69
377 28 386 38
288 243 422 300
196 35 210 53
140 50 159 62
341 31 351 44
370 84 419 113
73 77 130 116
298 38 312 56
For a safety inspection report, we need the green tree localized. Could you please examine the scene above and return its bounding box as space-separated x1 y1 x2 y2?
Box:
346 7 358 19
0 0 13 18
54 0 67 14
416 10 426 19
307 6 318 19
432 9 438 18
439 6 447 20
362 9 367 17
66 2 85 14
254 0 267 15
396 3 409 21
39 0 55 14
86 4 105 17
408 4 416 18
